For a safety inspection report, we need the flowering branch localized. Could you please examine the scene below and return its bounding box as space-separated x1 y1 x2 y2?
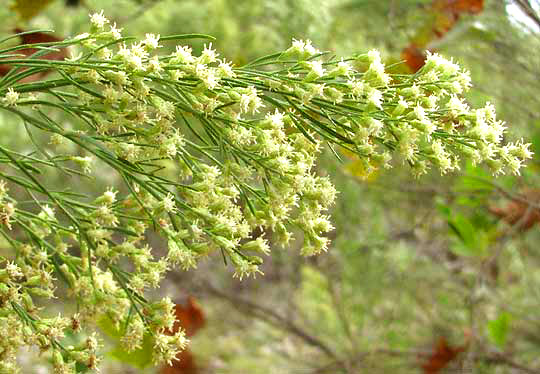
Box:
0 11 532 373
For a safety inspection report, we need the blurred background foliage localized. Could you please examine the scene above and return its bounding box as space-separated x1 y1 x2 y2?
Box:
3 0 540 373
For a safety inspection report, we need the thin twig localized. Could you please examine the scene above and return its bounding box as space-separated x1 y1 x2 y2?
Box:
514 0 540 30
202 281 342 364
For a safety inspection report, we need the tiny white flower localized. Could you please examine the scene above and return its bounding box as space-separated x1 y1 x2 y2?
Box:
72 156 93 174
41 205 56 220
291 38 306 52
348 79 365 98
308 61 325 77
303 40 319 56
90 10 109 30
367 49 381 63
200 43 218 64
218 60 235 78
125 54 144 72
3 88 19 106
174 45 195 64
266 110 285 129
5 262 22 279
447 95 469 117
147 56 163 73
333 58 352 77
143 33 161 50
366 88 383 109
110 23 123 40
162 193 177 213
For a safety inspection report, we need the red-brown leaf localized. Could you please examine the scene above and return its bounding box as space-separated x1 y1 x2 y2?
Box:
167 296 206 338
160 350 197 374
401 44 427 73
435 0 484 14
421 337 467 374
0 29 67 83
489 189 540 231
160 297 206 374
403 0 484 71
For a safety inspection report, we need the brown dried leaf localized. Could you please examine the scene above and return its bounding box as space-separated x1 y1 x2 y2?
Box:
421 337 468 374
401 44 427 73
489 189 540 231
160 350 197 374
160 297 206 374
403 0 484 72
167 296 206 338
434 0 484 14
0 29 67 83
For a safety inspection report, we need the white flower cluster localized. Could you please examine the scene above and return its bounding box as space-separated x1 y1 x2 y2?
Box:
0 11 532 373
273 46 532 178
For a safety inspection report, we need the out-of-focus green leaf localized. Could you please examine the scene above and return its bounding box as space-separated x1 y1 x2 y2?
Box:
438 202 490 256
98 315 154 369
97 315 123 339
10 0 54 20
108 334 154 369
458 162 492 191
487 312 511 348
465 24 498 42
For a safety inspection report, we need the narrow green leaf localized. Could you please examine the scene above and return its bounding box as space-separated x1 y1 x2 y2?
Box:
159 33 215 42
